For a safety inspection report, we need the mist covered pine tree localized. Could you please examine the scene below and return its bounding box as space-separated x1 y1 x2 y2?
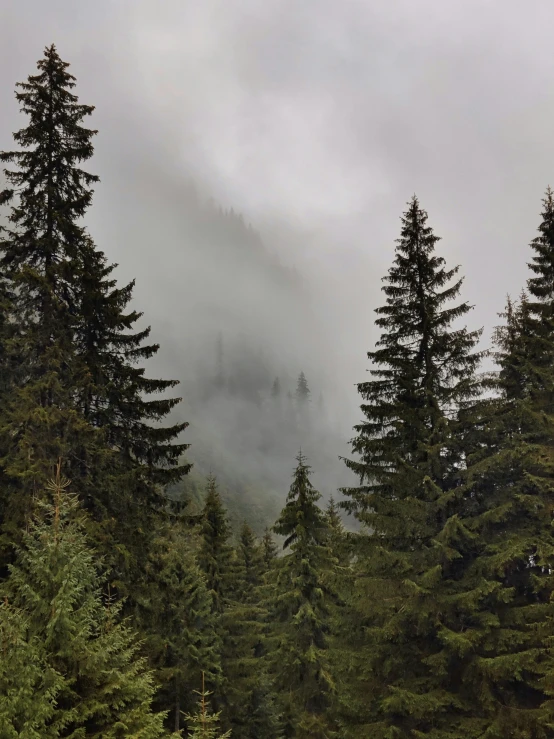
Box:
295 371 310 405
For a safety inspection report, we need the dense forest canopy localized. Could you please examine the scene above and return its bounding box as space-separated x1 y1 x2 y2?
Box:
2 44 554 739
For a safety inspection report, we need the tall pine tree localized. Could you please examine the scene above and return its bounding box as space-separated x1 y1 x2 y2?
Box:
451 188 554 736
0 44 109 560
340 196 483 736
0 45 189 586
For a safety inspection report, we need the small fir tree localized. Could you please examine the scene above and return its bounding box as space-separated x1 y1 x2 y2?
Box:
271 452 336 739
183 673 232 739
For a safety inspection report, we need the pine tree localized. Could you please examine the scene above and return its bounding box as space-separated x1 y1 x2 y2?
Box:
222 523 279 738
271 452 336 739
198 476 233 616
261 526 278 568
0 45 190 586
339 196 483 736
0 44 109 559
139 518 222 734
449 189 554 736
0 600 62 737
271 377 281 399
214 332 225 391
295 371 310 405
0 464 167 737
183 673 231 739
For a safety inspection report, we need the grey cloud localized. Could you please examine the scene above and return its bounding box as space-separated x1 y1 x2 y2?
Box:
2 0 554 507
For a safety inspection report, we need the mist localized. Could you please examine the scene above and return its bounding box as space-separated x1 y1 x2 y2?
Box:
2 0 554 528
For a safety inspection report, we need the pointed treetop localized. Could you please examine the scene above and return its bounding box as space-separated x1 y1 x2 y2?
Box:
527 186 554 303
295 371 310 403
271 376 281 398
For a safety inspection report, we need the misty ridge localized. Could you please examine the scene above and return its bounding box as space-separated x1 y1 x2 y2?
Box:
50 138 360 529
0 119 358 534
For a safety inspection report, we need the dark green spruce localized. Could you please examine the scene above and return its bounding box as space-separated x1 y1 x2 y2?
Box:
340 195 483 737
271 451 337 739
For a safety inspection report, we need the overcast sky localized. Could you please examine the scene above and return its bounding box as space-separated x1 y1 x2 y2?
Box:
2 1 554 398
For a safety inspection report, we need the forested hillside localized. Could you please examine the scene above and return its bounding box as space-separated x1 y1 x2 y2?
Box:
3 45 554 739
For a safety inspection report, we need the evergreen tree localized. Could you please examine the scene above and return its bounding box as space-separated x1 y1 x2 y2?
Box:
222 523 280 738
214 332 225 391
242 673 283 739
271 376 281 399
295 371 310 405
198 476 233 616
271 452 336 739
340 196 483 736
70 233 190 588
183 674 231 739
324 497 350 565
261 526 278 568
0 464 167 737
0 600 62 737
139 519 222 734
0 44 109 559
0 45 189 586
197 476 233 718
448 189 554 736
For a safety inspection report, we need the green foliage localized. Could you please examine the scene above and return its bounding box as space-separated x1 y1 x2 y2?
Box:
182 675 231 739
0 601 62 737
221 523 281 738
339 196 484 736
271 452 336 738
138 518 223 734
449 189 554 736
0 44 109 562
198 476 233 615
0 44 189 595
0 467 167 737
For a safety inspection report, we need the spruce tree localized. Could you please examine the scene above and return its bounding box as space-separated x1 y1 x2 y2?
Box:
271 377 281 399
340 196 483 736
295 371 310 405
197 476 233 718
0 464 167 737
222 523 279 739
242 673 283 739
0 600 62 737
0 45 189 585
0 44 109 558
139 518 222 734
261 526 278 567
183 674 231 739
271 452 336 739
198 476 233 616
449 189 554 736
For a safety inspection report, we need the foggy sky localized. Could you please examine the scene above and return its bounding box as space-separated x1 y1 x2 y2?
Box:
2 0 554 428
